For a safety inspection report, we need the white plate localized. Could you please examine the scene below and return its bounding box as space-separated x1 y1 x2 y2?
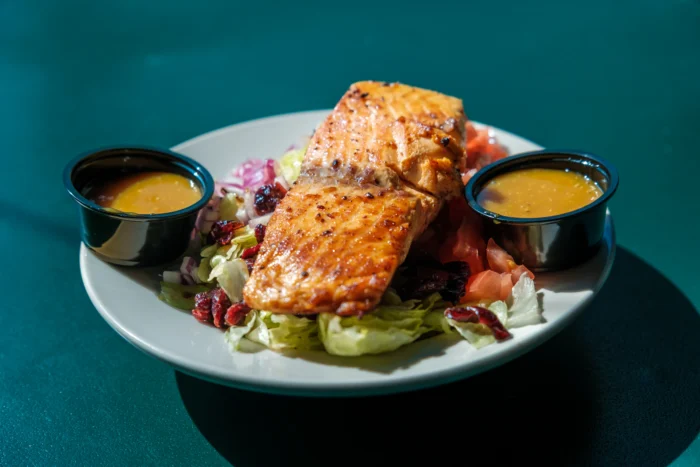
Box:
80 110 615 397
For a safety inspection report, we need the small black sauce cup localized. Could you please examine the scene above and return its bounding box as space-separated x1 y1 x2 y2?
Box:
63 146 214 267
465 150 619 272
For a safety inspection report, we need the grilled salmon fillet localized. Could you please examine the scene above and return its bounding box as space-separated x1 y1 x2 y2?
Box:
243 81 467 315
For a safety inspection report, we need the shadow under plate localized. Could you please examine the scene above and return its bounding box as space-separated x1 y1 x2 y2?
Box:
176 247 700 466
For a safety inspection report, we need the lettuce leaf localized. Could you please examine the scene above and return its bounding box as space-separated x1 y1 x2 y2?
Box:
224 311 257 351
278 145 307 184
507 274 541 328
200 244 218 258
201 225 258 290
196 259 213 284
219 193 240 221
229 225 257 250
158 282 212 310
424 310 454 334
317 294 442 356
445 320 496 349
220 267 542 356
444 275 541 348
318 314 420 356
208 258 249 302
244 311 322 351
488 300 509 325
380 288 404 306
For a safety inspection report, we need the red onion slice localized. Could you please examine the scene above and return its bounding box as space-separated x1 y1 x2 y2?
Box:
181 274 195 285
180 256 198 278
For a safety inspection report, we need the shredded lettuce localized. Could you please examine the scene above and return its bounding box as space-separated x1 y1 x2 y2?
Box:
489 300 509 325
316 294 442 356
226 292 443 355
209 258 249 302
158 282 211 310
202 226 258 290
445 299 509 349
208 226 258 268
506 274 541 328
380 288 404 306
229 225 257 250
225 273 542 356
445 321 496 349
278 145 307 184
200 244 218 258
424 310 453 334
196 259 213 283
243 311 322 351
224 311 257 351
218 193 240 221
318 314 422 356
444 274 541 348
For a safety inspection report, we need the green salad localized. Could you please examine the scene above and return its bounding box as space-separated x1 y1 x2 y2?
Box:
159 142 543 357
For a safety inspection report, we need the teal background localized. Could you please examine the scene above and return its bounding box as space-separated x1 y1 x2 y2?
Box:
1 0 698 465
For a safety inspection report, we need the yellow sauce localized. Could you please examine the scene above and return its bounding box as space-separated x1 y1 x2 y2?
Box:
477 168 603 218
91 171 202 214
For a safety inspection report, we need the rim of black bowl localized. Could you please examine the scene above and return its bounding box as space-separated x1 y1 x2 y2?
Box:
63 145 215 221
465 149 620 225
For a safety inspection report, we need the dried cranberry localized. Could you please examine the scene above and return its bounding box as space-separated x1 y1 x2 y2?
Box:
254 224 266 243
241 244 261 259
192 290 214 323
192 307 211 322
209 220 245 245
194 291 212 311
412 267 450 297
192 288 240 328
441 261 470 303
225 302 251 327
445 306 512 341
254 182 287 215
210 288 231 328
393 258 469 304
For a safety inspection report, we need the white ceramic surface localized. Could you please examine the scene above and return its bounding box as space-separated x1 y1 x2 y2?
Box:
80 110 615 397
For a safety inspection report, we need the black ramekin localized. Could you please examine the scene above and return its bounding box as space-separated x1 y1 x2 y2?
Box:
465 149 619 272
63 146 214 267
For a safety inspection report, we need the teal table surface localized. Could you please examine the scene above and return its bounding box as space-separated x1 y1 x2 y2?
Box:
1 1 698 465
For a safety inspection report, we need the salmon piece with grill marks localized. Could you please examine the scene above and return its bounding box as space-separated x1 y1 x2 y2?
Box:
242 81 467 315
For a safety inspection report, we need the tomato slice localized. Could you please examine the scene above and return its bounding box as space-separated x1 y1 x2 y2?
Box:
512 264 535 281
461 270 515 303
437 197 486 274
439 220 485 275
486 238 535 282
499 272 514 301
463 270 501 302
487 238 518 272
465 122 509 170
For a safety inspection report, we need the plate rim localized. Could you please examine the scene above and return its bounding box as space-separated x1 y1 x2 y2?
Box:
79 110 617 397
